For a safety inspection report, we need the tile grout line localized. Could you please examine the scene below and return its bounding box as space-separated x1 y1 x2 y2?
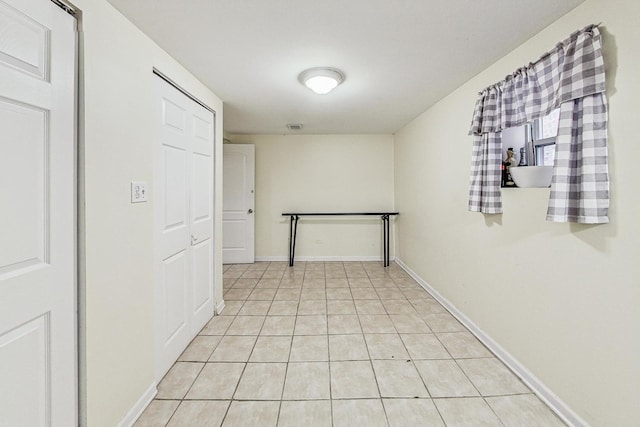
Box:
146 261 565 426
326 263 335 427
356 265 388 425
363 264 392 427
382 264 455 427
219 262 252 427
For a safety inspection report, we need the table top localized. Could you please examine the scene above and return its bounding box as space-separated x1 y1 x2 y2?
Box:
282 212 399 216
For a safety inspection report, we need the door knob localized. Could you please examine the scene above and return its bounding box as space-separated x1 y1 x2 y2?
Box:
248 209 254 214
191 235 198 245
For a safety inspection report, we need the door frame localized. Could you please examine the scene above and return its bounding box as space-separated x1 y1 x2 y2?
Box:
152 68 217 381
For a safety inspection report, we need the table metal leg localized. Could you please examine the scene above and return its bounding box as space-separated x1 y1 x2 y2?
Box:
289 215 299 267
384 215 388 267
381 214 390 267
288 215 294 266
386 215 389 267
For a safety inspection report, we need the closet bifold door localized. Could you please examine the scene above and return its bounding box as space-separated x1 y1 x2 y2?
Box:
153 74 215 380
0 1 77 425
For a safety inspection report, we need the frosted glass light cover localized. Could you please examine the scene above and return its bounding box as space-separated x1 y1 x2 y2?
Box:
305 76 339 94
299 67 345 95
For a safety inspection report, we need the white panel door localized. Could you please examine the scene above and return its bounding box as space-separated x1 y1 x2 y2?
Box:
223 144 255 264
0 0 76 426
155 76 215 379
188 104 215 331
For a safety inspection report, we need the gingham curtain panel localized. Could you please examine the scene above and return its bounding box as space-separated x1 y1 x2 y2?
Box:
468 25 609 223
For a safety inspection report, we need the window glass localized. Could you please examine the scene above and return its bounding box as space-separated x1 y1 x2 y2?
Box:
540 108 560 139
531 108 560 166
535 142 556 166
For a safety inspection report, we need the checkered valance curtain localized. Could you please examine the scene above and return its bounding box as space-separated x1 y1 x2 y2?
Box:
468 25 609 223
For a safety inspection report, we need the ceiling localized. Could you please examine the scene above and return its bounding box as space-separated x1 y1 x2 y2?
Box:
106 0 584 135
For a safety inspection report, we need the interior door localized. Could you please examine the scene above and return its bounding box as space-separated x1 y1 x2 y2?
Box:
0 0 76 425
154 75 215 379
223 144 255 264
188 100 215 333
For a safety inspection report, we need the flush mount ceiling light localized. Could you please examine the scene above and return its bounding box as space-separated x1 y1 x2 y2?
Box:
298 67 345 95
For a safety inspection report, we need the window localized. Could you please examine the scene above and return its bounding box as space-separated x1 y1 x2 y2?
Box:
530 108 560 166
535 142 556 166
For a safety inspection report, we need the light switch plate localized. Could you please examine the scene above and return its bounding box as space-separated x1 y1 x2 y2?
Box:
131 181 148 203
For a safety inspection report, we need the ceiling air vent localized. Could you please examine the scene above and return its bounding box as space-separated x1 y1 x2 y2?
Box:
287 123 304 131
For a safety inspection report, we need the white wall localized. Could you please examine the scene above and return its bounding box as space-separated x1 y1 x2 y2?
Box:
75 0 224 425
393 0 639 425
228 134 395 261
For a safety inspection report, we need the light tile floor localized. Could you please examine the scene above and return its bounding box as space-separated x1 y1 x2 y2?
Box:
135 261 566 427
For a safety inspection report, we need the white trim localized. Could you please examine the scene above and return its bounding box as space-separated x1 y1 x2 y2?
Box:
216 300 226 315
394 258 588 427
254 255 395 263
117 382 157 427
253 256 289 262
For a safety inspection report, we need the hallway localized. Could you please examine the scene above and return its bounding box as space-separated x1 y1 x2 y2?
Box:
135 261 565 426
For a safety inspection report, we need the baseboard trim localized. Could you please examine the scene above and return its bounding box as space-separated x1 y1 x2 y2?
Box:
254 256 287 262
255 255 395 262
117 382 157 427
216 299 226 315
394 257 587 427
